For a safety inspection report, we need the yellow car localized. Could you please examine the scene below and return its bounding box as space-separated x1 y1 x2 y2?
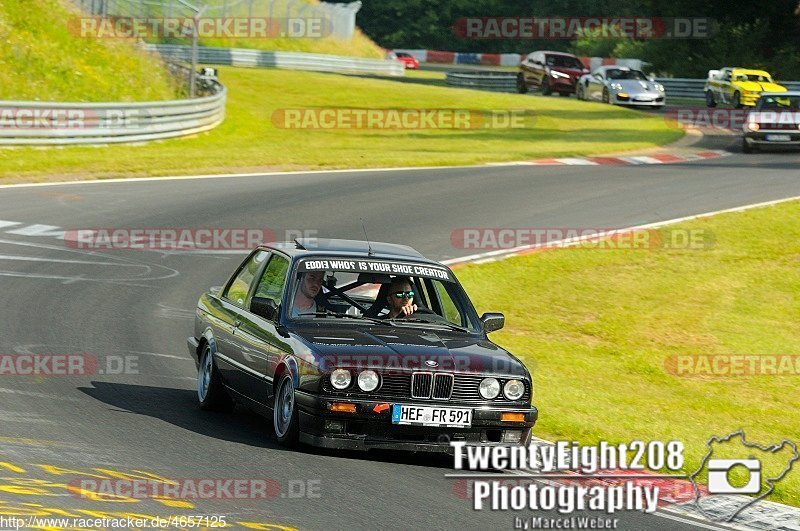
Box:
704 67 787 108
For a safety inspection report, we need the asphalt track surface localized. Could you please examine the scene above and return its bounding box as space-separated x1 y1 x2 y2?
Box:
0 136 798 530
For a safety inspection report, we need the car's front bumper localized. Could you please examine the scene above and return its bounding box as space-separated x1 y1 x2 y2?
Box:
744 132 800 147
614 93 665 107
295 391 538 452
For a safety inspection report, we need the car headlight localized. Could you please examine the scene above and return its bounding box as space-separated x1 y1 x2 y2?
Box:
551 70 570 79
330 369 351 390
611 83 623 91
656 84 665 92
357 370 379 392
746 122 760 132
503 379 525 400
479 377 500 399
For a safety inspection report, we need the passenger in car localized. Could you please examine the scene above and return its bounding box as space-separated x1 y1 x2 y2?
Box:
384 276 418 319
291 271 324 317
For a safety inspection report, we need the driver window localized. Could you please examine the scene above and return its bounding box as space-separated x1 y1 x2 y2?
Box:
253 254 290 306
224 250 268 307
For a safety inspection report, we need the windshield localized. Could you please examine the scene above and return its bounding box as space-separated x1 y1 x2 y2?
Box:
288 259 481 332
606 69 648 81
736 73 773 83
546 54 584 69
757 95 800 110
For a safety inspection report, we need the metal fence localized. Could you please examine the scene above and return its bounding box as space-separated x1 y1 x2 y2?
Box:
0 77 226 146
445 71 800 99
146 43 405 75
445 71 516 92
658 78 800 99
73 0 363 39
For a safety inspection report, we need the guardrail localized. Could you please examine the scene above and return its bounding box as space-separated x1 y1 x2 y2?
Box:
0 78 226 146
445 71 516 92
146 44 405 76
659 78 800 99
446 71 800 99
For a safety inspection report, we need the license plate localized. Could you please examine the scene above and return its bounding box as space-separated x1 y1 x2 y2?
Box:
391 404 472 427
635 96 653 101
766 134 791 142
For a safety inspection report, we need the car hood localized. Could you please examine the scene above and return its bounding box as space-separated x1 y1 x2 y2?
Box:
610 79 660 93
738 81 786 92
290 324 529 377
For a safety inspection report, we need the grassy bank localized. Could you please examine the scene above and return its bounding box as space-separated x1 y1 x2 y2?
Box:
458 200 800 506
0 0 177 101
0 67 682 182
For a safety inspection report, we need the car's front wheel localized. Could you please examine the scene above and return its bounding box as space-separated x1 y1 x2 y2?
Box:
197 345 234 411
516 73 527 94
742 138 756 154
705 90 717 108
733 92 742 109
541 77 552 96
273 373 299 447
602 88 610 104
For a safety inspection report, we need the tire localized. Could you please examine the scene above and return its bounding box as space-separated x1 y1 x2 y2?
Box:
273 372 299 447
197 345 234 411
742 138 756 154
733 92 742 109
541 77 552 96
705 91 717 108
576 86 584 100
516 74 527 94
602 88 610 104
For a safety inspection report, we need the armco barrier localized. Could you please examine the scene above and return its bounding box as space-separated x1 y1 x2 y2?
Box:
445 71 517 92
146 44 405 76
0 81 226 146
659 79 800 100
445 71 800 99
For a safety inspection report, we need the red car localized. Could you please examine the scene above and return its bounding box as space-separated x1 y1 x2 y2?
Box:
390 51 420 70
517 51 588 96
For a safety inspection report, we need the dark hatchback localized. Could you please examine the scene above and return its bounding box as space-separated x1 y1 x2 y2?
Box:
188 238 537 453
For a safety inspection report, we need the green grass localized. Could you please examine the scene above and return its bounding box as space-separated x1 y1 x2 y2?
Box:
456 200 800 506
0 0 178 101
0 67 682 182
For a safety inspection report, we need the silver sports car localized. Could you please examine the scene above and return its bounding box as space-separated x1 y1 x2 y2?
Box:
577 66 666 108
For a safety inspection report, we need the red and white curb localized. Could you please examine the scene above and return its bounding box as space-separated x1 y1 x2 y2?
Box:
486 150 731 167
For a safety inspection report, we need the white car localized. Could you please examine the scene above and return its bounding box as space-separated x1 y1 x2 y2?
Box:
577 66 666 108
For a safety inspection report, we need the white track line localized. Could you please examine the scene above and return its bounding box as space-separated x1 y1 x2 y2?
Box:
442 194 800 266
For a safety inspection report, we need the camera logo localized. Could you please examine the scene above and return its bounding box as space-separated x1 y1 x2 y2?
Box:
707 458 761 494
689 430 799 522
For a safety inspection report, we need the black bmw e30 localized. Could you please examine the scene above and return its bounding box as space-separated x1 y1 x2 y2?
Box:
187 238 538 453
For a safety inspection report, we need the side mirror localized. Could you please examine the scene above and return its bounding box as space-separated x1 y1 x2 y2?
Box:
251 297 278 321
480 312 505 333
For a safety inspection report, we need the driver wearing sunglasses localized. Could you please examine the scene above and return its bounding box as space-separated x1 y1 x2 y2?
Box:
384 276 418 319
